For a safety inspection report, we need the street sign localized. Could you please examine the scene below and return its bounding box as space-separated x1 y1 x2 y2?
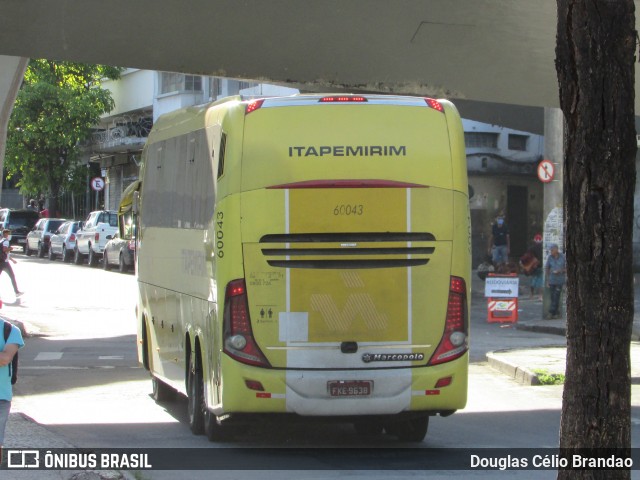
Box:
537 159 555 183
484 276 519 298
91 177 105 192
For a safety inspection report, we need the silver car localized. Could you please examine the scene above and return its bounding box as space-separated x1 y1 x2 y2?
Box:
48 221 81 262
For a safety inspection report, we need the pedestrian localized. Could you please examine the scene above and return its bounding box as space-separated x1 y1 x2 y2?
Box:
487 212 510 269
519 234 543 300
26 199 38 212
545 243 566 318
0 230 23 298
0 319 24 464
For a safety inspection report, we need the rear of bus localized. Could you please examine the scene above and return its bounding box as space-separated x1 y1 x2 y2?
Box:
217 95 470 435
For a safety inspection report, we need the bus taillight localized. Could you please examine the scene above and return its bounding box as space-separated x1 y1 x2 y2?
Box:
245 99 265 115
424 98 444 112
223 279 270 368
427 276 468 366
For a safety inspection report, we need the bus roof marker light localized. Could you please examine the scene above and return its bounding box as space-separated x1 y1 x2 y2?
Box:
424 98 444 112
319 96 368 103
245 99 265 114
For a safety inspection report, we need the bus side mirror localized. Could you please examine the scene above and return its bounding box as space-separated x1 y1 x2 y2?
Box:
133 191 140 215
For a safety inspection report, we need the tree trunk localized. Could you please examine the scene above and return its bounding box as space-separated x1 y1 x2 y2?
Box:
556 1 636 479
48 186 60 219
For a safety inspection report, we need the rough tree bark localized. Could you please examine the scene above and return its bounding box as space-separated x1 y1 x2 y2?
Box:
556 1 636 479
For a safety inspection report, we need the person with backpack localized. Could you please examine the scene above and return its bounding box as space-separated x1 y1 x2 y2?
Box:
0 230 23 298
0 319 23 463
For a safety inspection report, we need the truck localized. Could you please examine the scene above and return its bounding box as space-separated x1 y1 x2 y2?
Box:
74 210 118 267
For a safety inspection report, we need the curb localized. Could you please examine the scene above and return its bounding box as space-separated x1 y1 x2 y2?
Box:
516 322 566 337
486 351 541 386
516 322 640 342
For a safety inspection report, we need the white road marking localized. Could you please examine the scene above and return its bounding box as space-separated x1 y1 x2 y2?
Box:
34 352 63 361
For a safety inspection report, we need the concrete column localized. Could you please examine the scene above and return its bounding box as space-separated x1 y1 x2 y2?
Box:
0 56 28 203
542 107 565 318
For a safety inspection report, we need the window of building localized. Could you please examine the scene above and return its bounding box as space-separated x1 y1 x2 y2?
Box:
464 132 499 149
184 75 202 92
160 72 203 94
508 134 528 151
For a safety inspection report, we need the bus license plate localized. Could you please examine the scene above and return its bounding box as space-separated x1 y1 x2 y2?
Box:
328 380 372 397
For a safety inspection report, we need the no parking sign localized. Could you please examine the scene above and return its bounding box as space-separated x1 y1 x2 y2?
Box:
91 177 105 191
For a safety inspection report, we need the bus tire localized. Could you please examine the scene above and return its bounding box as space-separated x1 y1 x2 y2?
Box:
187 353 205 435
151 376 174 403
385 415 429 443
353 419 383 437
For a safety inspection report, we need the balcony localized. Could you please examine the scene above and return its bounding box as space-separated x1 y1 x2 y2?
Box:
91 115 152 154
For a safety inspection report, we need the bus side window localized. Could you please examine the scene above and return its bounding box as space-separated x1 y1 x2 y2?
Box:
217 132 227 179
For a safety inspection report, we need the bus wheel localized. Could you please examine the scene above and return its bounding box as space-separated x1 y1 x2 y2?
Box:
187 354 205 435
151 376 174 403
385 416 429 443
353 420 383 437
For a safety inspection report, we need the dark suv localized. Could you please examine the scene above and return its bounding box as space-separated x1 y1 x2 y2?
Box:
0 209 41 250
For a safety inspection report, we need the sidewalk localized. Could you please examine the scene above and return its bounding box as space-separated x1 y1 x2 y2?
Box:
477 271 640 385
1 318 131 480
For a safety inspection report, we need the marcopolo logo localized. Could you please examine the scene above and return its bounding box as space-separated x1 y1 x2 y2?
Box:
362 352 425 363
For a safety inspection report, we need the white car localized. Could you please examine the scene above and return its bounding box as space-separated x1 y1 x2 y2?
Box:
48 220 81 262
74 210 118 267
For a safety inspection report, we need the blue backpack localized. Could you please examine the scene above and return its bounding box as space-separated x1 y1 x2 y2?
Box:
3 321 18 385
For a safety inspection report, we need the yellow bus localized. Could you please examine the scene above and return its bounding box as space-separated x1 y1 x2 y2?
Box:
136 94 470 442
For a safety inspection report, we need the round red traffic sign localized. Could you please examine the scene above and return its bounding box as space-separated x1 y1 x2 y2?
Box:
91 177 105 192
537 160 555 183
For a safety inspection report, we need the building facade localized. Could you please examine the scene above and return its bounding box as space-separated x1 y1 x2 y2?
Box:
464 120 545 267
90 70 298 212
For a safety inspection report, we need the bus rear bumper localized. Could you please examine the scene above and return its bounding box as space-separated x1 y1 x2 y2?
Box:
220 354 468 417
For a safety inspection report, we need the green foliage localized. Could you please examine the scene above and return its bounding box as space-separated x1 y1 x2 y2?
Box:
533 369 565 386
5 60 122 200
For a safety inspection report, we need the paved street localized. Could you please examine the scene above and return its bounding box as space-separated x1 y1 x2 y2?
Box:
0 255 638 479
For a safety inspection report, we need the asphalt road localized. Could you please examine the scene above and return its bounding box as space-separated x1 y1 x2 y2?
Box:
1 255 638 479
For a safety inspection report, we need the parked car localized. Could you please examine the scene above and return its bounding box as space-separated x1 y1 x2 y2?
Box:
103 232 135 273
25 218 66 258
0 208 40 251
48 220 81 262
74 210 118 266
